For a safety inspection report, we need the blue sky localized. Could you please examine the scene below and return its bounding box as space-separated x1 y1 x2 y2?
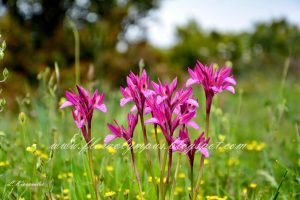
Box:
141 0 300 47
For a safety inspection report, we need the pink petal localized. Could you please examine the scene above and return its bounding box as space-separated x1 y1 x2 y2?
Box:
187 121 200 130
144 117 159 124
95 104 107 113
186 78 198 87
225 86 235 94
225 77 236 85
104 134 117 144
186 98 199 107
130 105 137 112
120 97 132 107
211 86 222 93
199 147 209 157
60 101 73 109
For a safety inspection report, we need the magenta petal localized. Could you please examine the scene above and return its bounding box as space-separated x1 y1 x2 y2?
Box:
130 105 137 112
186 98 199 107
186 78 198 87
199 147 209 157
225 77 236 85
104 134 117 144
95 104 107 113
225 86 235 94
120 97 132 107
144 117 159 124
60 101 73 109
187 121 200 130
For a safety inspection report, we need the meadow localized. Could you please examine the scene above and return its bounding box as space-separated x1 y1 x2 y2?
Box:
0 61 299 200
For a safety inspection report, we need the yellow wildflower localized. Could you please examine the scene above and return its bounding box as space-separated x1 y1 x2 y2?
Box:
94 144 104 150
249 183 257 188
105 191 116 197
175 187 183 193
242 188 247 195
86 194 92 199
106 166 114 172
68 172 73 177
19 112 26 125
26 144 37 153
124 189 130 195
63 189 69 194
218 134 225 141
136 192 145 200
255 143 266 151
227 158 240 166
107 146 117 155
217 147 226 153
0 161 9 167
148 176 152 183
178 172 186 179
204 159 209 165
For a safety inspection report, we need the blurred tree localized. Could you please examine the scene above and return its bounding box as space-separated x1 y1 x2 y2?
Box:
0 0 161 88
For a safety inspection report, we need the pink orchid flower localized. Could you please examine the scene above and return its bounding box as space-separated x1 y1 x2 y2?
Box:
120 70 154 115
60 85 107 143
105 112 138 146
172 128 210 166
186 61 236 114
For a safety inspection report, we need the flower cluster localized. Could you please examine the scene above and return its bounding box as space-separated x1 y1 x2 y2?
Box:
60 85 106 144
61 60 236 200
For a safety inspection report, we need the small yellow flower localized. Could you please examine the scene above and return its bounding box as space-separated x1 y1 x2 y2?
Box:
106 165 114 172
155 177 160 183
242 188 247 195
188 187 191 192
204 159 209 165
63 189 69 194
104 191 116 197
68 172 73 177
148 176 152 183
86 193 92 199
107 146 117 155
217 147 226 153
255 143 266 151
178 172 186 179
0 161 9 167
19 112 26 125
136 192 145 200
40 153 49 160
175 187 183 193
218 134 225 141
124 189 130 195
26 144 37 153
227 158 240 166
94 144 104 150
249 183 257 188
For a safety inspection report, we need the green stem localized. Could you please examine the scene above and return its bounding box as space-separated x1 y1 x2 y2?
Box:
88 147 99 200
160 146 168 200
154 125 161 166
194 113 210 199
87 123 100 200
190 163 194 200
130 146 144 200
170 154 182 200
140 114 158 196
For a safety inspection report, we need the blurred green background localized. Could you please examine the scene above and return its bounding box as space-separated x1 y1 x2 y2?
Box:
0 0 299 110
